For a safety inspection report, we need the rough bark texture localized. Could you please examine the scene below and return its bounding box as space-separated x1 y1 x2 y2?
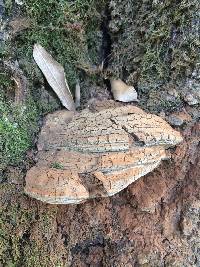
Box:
0 0 199 266
0 122 199 266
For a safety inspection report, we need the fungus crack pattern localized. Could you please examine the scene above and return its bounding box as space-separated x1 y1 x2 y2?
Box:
25 104 183 204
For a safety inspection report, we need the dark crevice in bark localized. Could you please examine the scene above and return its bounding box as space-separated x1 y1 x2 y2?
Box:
101 3 112 90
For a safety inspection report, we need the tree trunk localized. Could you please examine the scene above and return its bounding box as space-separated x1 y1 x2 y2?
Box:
0 0 199 266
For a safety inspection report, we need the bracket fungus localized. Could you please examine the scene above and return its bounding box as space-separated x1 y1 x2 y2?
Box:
25 44 183 204
25 101 183 204
110 79 138 102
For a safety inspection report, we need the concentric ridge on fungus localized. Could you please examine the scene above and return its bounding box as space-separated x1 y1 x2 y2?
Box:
25 103 183 204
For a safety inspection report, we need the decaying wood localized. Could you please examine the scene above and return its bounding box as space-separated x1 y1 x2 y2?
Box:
25 103 183 204
4 61 28 104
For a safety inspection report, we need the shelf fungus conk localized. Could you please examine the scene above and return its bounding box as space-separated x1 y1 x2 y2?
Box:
110 79 138 102
25 102 183 204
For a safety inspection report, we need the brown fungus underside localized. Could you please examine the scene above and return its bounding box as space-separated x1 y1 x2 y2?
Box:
25 102 183 204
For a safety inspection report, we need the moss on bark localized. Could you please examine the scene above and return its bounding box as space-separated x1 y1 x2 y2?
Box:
109 0 199 111
0 1 199 266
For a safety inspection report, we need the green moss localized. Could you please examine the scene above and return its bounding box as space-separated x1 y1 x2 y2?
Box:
0 1 109 265
14 0 107 88
0 73 13 88
0 94 39 168
4 0 14 15
0 183 60 266
50 162 65 170
0 185 32 265
0 0 108 170
146 89 183 113
110 0 199 88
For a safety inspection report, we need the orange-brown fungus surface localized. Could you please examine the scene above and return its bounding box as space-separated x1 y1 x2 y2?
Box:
25 103 183 204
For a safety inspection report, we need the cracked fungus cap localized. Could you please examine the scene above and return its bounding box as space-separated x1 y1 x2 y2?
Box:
25 104 183 204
